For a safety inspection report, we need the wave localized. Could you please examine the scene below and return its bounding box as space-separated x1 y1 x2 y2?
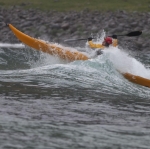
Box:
0 44 150 98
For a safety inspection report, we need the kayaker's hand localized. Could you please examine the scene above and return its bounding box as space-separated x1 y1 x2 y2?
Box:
112 35 117 39
88 37 93 41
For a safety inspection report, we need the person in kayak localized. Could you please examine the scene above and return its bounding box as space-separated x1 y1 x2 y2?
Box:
87 35 118 55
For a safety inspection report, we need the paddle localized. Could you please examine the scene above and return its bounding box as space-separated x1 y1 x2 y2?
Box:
64 37 95 42
64 31 142 42
109 31 142 37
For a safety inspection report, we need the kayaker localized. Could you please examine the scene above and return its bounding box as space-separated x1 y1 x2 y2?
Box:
87 35 118 55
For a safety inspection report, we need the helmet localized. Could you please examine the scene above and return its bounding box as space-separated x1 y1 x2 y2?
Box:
104 37 112 44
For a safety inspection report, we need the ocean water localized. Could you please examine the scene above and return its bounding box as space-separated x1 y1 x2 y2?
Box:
0 42 150 149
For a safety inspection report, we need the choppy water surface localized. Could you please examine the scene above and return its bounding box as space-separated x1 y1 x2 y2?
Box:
0 42 150 149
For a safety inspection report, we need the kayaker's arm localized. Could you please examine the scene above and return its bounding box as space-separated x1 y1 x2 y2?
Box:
112 39 118 47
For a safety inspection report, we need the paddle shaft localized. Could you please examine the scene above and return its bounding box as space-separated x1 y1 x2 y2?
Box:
64 31 142 42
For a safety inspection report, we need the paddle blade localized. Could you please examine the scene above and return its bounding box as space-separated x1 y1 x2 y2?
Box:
126 31 142 36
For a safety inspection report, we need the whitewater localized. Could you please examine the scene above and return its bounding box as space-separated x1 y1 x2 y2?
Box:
0 40 150 149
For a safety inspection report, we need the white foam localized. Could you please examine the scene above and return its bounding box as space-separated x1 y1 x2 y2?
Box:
0 43 25 48
103 46 150 79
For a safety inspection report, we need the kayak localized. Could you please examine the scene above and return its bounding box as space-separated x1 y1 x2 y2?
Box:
122 73 150 88
8 24 150 88
8 24 89 62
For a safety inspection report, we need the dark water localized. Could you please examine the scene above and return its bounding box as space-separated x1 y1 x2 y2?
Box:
0 43 150 149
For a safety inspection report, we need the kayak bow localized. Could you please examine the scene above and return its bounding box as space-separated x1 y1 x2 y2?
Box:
8 24 89 62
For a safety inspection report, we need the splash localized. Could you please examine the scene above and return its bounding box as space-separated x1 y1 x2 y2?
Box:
0 43 25 48
102 47 150 79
